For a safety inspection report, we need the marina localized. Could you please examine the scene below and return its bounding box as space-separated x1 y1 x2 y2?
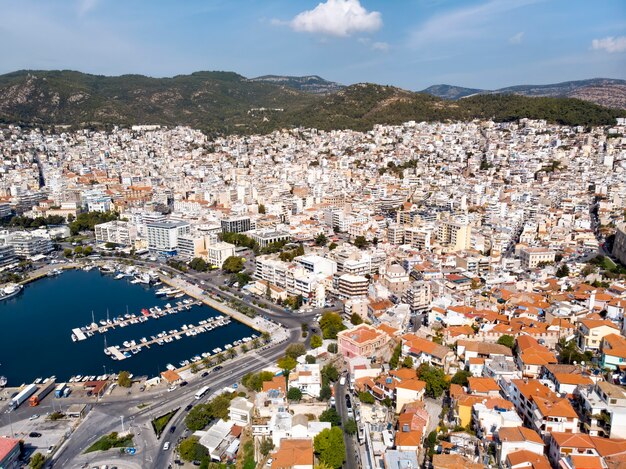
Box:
70 298 203 341
104 315 232 360
0 269 256 385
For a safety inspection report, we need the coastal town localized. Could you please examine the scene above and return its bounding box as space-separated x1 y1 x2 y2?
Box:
0 116 625 469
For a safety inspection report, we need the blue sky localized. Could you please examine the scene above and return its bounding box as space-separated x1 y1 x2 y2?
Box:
1 0 624 90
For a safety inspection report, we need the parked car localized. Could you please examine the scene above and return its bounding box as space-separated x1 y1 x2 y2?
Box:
29 432 41 438
46 445 55 454
170 426 176 433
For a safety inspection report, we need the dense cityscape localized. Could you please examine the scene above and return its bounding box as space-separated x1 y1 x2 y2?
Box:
0 114 623 469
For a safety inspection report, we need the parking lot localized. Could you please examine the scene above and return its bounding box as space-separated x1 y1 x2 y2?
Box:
0 413 74 460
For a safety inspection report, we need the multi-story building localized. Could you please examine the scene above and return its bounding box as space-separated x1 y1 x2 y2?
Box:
336 273 369 299
576 381 626 439
519 247 556 269
613 223 626 266
5 233 53 257
221 216 251 233
287 364 322 398
402 281 432 313
248 230 290 248
404 227 432 251
437 219 471 252
177 234 208 259
577 319 620 353
94 220 137 247
205 242 236 268
0 245 17 269
295 254 337 276
337 324 392 359
146 221 190 255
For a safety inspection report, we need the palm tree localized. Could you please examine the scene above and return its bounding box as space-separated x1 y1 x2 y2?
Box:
227 348 237 359
262 331 271 344
201 357 211 369
241 344 248 353
251 338 260 349
215 353 225 363
190 363 199 374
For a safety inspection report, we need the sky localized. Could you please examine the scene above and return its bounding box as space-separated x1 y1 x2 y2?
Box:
0 0 625 90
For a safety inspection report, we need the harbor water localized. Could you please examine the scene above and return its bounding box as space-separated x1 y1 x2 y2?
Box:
0 269 255 385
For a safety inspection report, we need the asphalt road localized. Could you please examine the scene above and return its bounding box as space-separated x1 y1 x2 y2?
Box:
334 380 359 469
5 255 321 468
51 327 300 468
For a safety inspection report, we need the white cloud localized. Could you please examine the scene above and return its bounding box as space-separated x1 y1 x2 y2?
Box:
509 32 524 44
591 36 626 53
289 0 382 37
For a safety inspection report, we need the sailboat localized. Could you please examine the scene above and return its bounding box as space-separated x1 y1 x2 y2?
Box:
103 335 111 355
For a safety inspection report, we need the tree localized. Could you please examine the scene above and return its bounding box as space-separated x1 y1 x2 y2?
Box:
63 248 73 257
185 404 212 431
344 418 357 435
227 348 237 359
358 391 375 404
314 427 345 468
319 408 341 426
117 371 132 388
417 364 449 398
319 385 332 401
451 370 472 387
287 387 303 402
327 342 338 354
353 236 368 249
277 355 297 371
190 363 199 374
328 242 338 251
556 264 570 278
305 355 316 364
222 256 244 273
178 436 209 462
350 313 363 325
262 331 271 343
401 356 414 368
83 245 93 256
497 334 515 349
258 204 266 214
189 257 209 272
315 233 328 246
319 312 346 339
104 241 117 249
29 453 45 469
285 343 306 359
321 364 339 384
310 334 323 349
259 437 274 456
389 343 402 369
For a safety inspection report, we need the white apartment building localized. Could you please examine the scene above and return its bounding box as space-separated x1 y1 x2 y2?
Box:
94 220 137 247
404 227 432 251
437 219 471 252
295 254 337 276
402 281 432 313
146 221 190 255
206 242 236 268
288 364 322 398
519 247 556 269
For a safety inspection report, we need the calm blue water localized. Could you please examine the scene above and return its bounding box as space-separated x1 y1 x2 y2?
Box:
0 269 255 385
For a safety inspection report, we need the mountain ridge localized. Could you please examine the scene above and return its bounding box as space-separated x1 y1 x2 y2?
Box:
0 70 624 135
420 78 626 109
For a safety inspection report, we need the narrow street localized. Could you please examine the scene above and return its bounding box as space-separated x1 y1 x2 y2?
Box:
334 380 359 469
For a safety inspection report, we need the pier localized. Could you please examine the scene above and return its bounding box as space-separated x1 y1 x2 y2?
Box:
105 315 232 360
70 299 202 342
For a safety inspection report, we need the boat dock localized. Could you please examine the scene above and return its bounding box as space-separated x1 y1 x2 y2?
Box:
70 299 202 342
105 315 232 360
71 328 87 341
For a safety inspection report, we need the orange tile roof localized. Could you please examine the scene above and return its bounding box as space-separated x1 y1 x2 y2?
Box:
271 439 313 469
506 450 550 469
467 377 500 394
498 426 543 445
395 429 423 448
263 375 287 393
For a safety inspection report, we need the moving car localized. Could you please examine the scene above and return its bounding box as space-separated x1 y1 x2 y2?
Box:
163 442 170 451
